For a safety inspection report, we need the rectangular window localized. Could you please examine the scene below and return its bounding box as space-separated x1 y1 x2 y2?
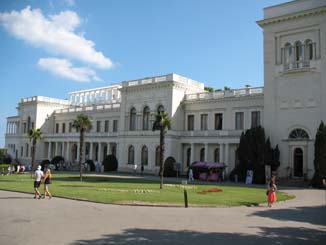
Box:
96 121 101 132
62 123 66 133
20 146 23 157
187 115 194 131
55 123 59 133
23 123 26 133
69 122 72 133
215 113 223 130
113 120 118 132
200 114 208 130
251 111 261 128
235 112 244 130
104 120 109 132
31 122 34 129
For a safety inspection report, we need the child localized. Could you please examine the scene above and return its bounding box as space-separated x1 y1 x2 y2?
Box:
267 176 277 207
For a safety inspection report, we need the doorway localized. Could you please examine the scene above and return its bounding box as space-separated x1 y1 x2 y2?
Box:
293 148 303 177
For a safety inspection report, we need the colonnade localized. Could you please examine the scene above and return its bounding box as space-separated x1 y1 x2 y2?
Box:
6 120 19 134
69 85 121 105
46 141 118 163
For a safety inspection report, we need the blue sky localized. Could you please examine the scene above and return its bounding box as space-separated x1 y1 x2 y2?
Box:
0 0 288 147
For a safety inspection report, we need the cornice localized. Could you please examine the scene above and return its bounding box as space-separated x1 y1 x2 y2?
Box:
182 93 264 105
257 6 326 27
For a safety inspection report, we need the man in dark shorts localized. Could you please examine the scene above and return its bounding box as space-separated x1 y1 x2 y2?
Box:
34 165 44 199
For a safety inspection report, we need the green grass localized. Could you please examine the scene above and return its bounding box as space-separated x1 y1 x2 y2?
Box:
0 173 294 207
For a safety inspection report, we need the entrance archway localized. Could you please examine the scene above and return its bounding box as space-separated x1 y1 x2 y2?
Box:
293 148 303 177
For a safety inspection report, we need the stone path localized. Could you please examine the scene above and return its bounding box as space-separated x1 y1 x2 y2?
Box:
0 187 325 244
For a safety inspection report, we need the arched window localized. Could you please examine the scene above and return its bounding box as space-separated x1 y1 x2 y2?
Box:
143 106 150 130
157 105 164 113
128 145 134 164
130 107 136 131
141 146 148 166
305 39 314 60
284 43 292 64
186 148 191 167
155 146 161 166
289 129 309 139
295 41 303 62
200 148 205 162
214 148 220 162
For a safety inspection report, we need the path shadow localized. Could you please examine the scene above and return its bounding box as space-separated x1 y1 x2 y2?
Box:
250 205 326 226
72 227 325 245
0 196 33 200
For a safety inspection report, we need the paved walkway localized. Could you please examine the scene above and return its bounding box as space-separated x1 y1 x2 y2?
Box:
0 185 325 244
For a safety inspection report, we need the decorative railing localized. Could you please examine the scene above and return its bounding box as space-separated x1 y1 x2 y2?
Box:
283 60 311 71
121 73 204 89
54 103 121 114
180 130 243 137
21 96 70 105
185 87 263 101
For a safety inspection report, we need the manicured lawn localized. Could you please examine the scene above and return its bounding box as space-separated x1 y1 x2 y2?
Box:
0 173 294 207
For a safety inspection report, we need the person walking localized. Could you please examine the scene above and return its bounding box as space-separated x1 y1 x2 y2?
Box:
188 168 194 182
42 165 52 199
34 165 43 199
267 175 277 207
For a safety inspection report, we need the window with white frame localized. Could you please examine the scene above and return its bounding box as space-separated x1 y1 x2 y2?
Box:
141 146 148 166
96 121 101 132
187 115 194 131
130 107 136 131
128 145 134 164
143 106 150 130
104 120 109 132
113 120 118 132
251 111 261 128
200 114 208 130
235 112 244 130
215 113 223 130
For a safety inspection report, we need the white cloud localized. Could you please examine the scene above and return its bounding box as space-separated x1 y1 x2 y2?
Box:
38 57 102 82
0 6 113 69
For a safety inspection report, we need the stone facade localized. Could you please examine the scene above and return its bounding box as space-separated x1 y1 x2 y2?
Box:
5 0 326 179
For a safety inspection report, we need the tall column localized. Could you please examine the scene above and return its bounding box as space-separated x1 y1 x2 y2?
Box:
6 122 9 134
204 143 209 162
48 142 52 159
190 143 195 164
66 142 70 162
89 142 93 160
53 142 56 156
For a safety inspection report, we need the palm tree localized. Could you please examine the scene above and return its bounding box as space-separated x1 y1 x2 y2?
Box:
28 128 43 177
72 114 92 181
152 111 172 189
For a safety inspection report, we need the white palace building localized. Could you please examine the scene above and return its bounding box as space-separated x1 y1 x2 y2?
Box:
4 0 326 180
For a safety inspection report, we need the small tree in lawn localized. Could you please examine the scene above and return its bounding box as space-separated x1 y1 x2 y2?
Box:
28 128 43 177
152 111 171 189
73 114 92 181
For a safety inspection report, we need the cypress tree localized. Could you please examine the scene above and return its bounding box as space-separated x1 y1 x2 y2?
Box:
312 121 326 188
